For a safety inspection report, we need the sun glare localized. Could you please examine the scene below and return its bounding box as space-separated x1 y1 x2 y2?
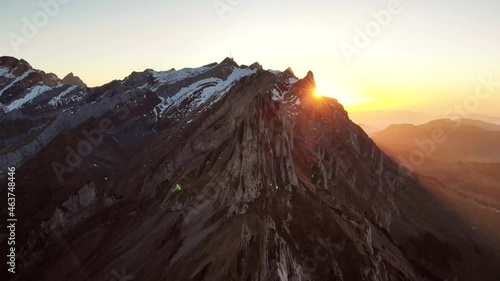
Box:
313 85 343 101
314 83 372 109
313 87 323 99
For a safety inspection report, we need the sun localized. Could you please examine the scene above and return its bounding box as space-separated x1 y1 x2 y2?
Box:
313 87 323 99
313 83 371 108
313 85 335 100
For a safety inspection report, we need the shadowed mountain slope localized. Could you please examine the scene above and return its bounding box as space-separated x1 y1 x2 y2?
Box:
0 57 499 281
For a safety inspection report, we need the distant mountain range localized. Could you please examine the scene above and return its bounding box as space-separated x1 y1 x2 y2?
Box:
421 118 500 131
350 110 500 133
349 110 434 132
372 118 500 257
372 118 500 162
357 123 380 134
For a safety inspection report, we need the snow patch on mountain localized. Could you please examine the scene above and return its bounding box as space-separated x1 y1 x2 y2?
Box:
6 85 52 111
153 67 257 119
0 70 34 97
0 67 15 79
48 85 78 107
0 103 8 113
199 67 257 108
272 88 284 101
151 64 216 91
153 96 169 121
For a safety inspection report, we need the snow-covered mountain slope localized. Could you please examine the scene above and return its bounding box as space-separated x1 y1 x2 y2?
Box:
0 57 267 170
1 57 499 281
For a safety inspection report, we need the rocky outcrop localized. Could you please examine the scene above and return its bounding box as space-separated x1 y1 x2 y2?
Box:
0 56 33 76
62 72 87 87
16 182 113 271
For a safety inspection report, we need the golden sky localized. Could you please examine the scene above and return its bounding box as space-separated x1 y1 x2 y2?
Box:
1 0 499 118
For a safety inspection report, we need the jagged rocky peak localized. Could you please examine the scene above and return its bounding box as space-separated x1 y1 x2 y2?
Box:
249 62 263 70
285 67 295 75
290 70 316 99
201 62 218 69
303 70 317 88
62 72 87 87
306 70 315 80
0 56 33 76
220 56 239 67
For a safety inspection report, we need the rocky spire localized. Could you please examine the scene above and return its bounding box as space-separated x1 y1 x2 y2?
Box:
62 72 87 87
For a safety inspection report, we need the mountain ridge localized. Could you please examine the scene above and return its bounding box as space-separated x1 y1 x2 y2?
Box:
372 118 500 163
1 56 499 281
